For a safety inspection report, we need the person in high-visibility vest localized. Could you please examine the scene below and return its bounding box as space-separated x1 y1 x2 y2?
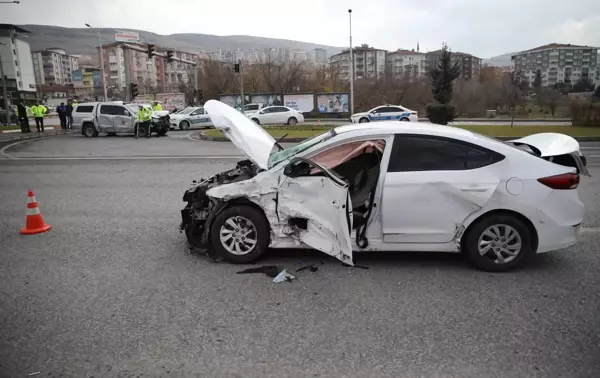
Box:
31 102 48 132
136 106 152 139
152 101 162 112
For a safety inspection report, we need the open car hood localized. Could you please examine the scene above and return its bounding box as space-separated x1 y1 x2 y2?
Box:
204 100 276 170
509 133 590 176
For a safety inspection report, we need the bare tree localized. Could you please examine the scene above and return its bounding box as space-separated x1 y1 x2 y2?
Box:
500 71 528 127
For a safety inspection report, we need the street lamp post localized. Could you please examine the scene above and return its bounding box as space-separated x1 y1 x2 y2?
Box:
86 23 108 101
348 9 354 116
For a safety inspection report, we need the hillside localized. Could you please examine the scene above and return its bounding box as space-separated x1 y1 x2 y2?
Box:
20 24 344 56
483 52 515 67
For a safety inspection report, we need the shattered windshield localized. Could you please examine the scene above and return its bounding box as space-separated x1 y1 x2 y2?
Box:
268 129 336 168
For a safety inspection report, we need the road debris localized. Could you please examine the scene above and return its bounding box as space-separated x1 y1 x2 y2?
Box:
236 265 280 278
273 269 296 283
28 372 40 376
341 262 369 269
296 264 319 273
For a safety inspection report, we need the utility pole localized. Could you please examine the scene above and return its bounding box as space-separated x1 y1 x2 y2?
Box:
239 60 244 112
0 41 9 125
348 9 354 116
123 45 131 102
85 24 108 101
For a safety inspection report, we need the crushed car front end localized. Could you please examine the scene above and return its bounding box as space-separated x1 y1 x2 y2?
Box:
180 159 259 252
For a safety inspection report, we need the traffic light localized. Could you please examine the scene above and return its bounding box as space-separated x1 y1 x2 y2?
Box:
147 44 155 58
198 89 204 101
233 63 240 73
130 83 138 98
166 50 174 63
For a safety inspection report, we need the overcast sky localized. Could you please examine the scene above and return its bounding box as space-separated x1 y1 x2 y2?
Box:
2 0 599 58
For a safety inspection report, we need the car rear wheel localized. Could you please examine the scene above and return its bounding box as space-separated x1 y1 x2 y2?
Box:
359 117 369 123
463 214 533 272
287 117 298 125
400 117 410 122
179 120 190 130
209 205 270 264
137 124 150 138
251 118 260 125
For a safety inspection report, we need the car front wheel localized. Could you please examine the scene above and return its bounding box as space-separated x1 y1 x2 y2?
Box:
179 120 190 130
209 205 270 264
251 118 260 125
359 117 369 123
463 214 534 272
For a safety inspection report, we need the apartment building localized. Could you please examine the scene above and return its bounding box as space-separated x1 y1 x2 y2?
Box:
31 48 79 86
311 48 328 66
72 66 102 100
511 43 599 87
0 24 37 104
386 49 426 79
98 43 197 94
425 50 482 80
329 44 387 81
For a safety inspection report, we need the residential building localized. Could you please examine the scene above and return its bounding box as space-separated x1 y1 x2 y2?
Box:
329 44 387 81
386 49 426 79
511 43 599 87
425 50 482 80
97 43 198 94
31 48 79 86
72 66 102 100
0 24 37 104
311 48 328 66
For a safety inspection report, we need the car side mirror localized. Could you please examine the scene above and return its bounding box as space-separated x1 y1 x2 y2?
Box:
284 159 312 178
124 110 130 116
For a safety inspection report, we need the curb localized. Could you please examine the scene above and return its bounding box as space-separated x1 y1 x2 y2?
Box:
198 131 600 143
0 130 77 146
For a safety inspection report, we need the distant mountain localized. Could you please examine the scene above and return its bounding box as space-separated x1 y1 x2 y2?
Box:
19 24 344 56
483 52 515 67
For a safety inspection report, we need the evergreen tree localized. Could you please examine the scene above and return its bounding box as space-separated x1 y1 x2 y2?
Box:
533 69 542 92
426 44 461 124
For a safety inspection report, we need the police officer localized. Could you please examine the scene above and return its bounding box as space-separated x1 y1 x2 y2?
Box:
136 106 152 139
152 101 162 112
31 101 47 132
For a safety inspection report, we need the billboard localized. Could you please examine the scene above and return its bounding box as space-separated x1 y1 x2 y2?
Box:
92 72 101 88
115 31 140 43
155 92 186 111
316 93 349 113
219 94 250 110
283 94 314 113
250 93 282 107
72 69 83 83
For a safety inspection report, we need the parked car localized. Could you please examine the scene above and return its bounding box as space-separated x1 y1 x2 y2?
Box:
243 103 266 115
180 100 588 272
72 102 169 137
351 105 418 123
169 106 213 130
247 105 304 125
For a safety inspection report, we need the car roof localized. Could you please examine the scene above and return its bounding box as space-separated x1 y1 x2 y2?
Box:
334 121 475 139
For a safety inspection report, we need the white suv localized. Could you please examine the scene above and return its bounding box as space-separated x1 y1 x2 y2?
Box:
351 105 418 123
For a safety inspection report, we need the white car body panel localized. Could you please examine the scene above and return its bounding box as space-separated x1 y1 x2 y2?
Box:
205 100 276 170
351 105 418 123
196 103 586 264
169 106 213 128
247 106 305 125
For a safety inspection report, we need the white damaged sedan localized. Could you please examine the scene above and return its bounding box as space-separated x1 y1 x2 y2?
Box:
180 100 589 272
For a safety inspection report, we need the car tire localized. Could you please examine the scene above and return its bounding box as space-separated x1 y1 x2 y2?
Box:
400 117 410 122
157 128 168 137
179 120 190 130
251 118 260 125
137 124 150 138
359 117 369 123
82 123 98 138
287 117 298 125
209 205 270 264
463 214 534 272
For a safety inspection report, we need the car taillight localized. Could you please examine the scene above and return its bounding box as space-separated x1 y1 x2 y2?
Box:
411 111 417 115
537 173 580 190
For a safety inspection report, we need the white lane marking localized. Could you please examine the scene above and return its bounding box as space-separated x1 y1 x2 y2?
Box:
0 138 46 160
0 155 243 161
587 155 600 158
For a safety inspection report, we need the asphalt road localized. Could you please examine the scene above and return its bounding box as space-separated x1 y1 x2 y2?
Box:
1 134 599 377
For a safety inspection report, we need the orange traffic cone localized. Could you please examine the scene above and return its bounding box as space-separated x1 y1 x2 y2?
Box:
20 190 52 235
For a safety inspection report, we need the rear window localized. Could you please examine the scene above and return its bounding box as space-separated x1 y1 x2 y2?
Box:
75 105 94 113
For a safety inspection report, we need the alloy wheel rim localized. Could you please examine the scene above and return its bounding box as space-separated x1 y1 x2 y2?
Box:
477 224 522 264
219 216 258 255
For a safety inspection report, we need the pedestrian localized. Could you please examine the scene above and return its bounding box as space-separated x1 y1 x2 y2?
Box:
66 101 74 129
17 102 31 133
57 102 67 130
31 102 47 132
